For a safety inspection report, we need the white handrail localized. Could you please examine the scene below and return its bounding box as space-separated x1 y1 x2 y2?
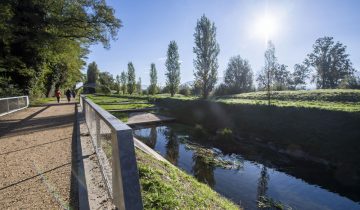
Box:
0 96 29 117
80 95 143 210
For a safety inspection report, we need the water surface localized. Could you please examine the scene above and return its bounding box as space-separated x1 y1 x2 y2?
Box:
134 123 360 210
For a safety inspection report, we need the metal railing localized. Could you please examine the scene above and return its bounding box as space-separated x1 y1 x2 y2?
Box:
0 96 29 117
80 95 143 210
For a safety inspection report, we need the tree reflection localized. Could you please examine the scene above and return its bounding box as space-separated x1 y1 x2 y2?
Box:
192 150 216 188
164 128 179 165
148 127 157 148
257 165 269 201
135 127 157 149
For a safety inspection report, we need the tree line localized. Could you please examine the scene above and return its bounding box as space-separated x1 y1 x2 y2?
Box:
2 2 357 99
86 14 359 99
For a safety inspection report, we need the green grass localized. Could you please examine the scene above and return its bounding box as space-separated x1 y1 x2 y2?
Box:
215 89 360 112
85 89 360 112
99 103 154 110
136 149 240 209
220 89 360 102
100 140 240 209
30 97 57 106
111 112 128 122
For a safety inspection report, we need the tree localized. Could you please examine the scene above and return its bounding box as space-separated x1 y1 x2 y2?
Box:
306 37 354 89
0 0 121 96
98 71 114 94
273 64 291 91
115 75 121 94
257 41 277 105
224 55 253 94
85 62 99 93
165 41 181 97
127 62 136 95
137 77 142 95
291 64 310 89
149 63 158 95
193 15 220 99
120 71 127 94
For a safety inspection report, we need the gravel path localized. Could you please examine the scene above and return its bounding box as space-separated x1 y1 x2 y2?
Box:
0 102 78 209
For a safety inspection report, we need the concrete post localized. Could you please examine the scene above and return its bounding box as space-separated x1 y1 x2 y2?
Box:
112 128 143 210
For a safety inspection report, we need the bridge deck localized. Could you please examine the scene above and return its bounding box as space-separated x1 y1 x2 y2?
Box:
0 101 78 209
127 112 175 126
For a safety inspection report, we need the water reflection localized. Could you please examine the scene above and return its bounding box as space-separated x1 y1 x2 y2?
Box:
257 166 269 204
192 149 216 188
163 128 179 165
149 127 157 148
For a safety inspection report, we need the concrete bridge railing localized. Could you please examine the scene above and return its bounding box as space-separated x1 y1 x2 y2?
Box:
80 95 143 210
0 96 29 117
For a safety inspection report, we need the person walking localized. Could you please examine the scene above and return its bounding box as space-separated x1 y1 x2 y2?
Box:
71 90 76 98
65 89 72 102
55 89 61 103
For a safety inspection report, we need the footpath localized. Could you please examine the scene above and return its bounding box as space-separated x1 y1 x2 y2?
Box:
0 101 78 209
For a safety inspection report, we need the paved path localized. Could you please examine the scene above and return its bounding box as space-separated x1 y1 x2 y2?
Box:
0 102 78 209
126 112 175 126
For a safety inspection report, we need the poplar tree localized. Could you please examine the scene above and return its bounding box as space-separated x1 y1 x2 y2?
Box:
120 71 127 94
127 62 136 95
165 41 181 97
149 63 158 95
193 15 220 99
137 77 142 95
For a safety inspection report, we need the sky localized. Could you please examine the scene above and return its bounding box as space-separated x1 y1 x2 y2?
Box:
86 0 360 87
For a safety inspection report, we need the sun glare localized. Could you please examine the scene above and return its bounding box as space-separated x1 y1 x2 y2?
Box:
254 14 278 42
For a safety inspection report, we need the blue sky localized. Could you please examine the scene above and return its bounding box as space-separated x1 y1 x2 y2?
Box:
87 0 360 87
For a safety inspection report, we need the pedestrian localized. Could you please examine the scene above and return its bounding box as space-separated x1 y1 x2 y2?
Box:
55 89 61 103
66 89 72 102
71 90 76 98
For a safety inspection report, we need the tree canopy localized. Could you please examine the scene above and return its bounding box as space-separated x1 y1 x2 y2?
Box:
0 0 121 96
224 55 253 94
306 36 354 89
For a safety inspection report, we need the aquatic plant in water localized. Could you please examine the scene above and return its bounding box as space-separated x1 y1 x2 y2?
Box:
184 143 243 170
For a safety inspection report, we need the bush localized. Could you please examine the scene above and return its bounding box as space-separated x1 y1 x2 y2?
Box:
179 85 191 96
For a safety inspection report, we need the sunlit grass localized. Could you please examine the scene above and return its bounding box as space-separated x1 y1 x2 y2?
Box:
216 89 360 112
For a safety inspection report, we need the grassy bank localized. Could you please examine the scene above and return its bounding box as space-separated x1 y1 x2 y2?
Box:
136 149 240 209
154 97 360 168
101 139 240 209
216 89 360 112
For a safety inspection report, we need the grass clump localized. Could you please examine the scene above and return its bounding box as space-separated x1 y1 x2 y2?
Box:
257 196 292 210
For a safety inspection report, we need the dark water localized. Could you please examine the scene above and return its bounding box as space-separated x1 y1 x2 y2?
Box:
133 123 360 210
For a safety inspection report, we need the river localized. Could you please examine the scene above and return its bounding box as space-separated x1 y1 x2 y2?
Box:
133 123 360 210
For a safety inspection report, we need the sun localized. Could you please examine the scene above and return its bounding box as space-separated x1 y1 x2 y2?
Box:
254 14 278 42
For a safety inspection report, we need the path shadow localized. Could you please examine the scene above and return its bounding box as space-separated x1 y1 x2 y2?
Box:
0 106 50 137
0 106 74 138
